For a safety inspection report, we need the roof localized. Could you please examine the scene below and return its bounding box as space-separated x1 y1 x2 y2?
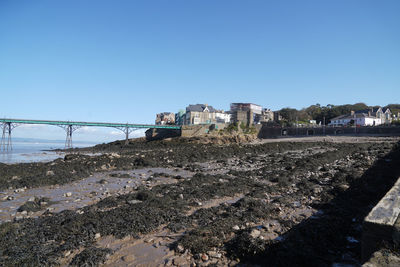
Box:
231 103 262 107
355 108 377 114
332 113 377 121
186 104 217 113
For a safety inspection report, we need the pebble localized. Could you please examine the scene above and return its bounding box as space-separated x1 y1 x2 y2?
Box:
232 225 240 231
250 229 261 238
64 192 72 197
201 254 209 261
207 251 222 258
179 194 184 199
121 254 135 262
173 257 187 266
95 233 101 239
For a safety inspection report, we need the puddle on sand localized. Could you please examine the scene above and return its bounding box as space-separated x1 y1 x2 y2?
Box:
98 234 176 267
0 167 193 223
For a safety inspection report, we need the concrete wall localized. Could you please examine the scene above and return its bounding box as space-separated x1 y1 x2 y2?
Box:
180 125 211 137
145 128 181 141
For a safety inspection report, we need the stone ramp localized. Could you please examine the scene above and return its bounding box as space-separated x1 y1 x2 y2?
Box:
362 176 400 263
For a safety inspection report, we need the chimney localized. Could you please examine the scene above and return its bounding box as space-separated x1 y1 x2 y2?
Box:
351 110 355 116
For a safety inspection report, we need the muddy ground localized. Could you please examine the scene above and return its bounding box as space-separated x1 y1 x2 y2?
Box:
0 136 399 266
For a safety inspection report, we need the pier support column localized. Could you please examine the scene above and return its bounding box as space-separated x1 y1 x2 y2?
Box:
59 125 81 149
0 122 18 152
115 125 137 145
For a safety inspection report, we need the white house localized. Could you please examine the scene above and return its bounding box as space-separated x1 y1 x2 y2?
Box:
355 107 392 124
215 112 231 124
330 112 382 126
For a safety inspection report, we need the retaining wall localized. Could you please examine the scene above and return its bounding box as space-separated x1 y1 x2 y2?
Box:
258 125 400 139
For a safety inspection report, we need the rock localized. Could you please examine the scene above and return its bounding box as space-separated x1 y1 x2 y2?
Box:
20 210 28 215
28 197 35 202
98 179 108 184
250 229 261 238
94 233 101 239
46 170 55 176
64 192 72 197
121 254 135 262
101 164 108 170
64 250 71 257
14 188 25 193
337 184 350 191
313 187 323 194
173 257 187 266
207 251 222 258
201 254 209 261
176 244 185 253
128 200 142 205
179 194 184 199
232 225 240 231
64 154 75 161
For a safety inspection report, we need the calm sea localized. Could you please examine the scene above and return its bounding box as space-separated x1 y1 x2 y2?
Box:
0 139 98 164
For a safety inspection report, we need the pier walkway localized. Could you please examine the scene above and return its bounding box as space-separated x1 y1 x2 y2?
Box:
0 118 181 150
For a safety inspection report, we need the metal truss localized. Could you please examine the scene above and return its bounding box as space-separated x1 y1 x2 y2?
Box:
114 125 138 145
1 122 19 152
58 125 82 149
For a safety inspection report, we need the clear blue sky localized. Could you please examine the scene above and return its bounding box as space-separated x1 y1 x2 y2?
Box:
1 0 399 141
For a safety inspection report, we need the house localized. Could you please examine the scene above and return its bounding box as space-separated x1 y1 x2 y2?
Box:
329 111 382 126
215 112 231 124
175 110 185 125
273 111 282 122
230 103 263 126
155 112 176 125
258 108 274 123
355 107 392 124
183 104 230 125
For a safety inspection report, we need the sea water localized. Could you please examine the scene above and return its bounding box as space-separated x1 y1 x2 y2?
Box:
0 139 97 164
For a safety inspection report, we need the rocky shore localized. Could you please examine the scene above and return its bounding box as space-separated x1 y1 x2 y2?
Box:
0 136 399 266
